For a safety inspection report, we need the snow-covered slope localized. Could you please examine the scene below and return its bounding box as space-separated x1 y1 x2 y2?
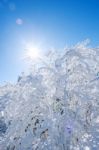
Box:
0 41 99 150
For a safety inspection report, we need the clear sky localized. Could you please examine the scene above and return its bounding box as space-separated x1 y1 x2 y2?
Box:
0 0 99 84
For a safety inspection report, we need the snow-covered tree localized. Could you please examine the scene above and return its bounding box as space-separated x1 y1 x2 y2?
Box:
0 40 99 150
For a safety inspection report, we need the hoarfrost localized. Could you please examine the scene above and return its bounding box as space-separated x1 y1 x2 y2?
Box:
0 41 99 150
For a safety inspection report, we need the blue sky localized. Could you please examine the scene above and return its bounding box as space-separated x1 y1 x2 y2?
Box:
0 0 99 83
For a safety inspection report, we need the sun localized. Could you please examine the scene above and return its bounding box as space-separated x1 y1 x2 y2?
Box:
24 45 40 60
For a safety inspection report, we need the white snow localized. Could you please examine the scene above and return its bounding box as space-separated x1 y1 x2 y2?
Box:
0 40 99 149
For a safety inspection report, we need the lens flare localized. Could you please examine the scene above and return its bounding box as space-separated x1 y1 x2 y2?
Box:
16 18 23 25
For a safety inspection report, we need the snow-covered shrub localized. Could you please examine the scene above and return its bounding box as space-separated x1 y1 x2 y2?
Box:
0 40 99 150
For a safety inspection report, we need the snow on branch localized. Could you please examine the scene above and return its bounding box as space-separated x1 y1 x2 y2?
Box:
0 40 99 150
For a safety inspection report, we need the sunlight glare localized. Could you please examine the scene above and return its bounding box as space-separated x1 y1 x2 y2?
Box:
24 45 41 60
